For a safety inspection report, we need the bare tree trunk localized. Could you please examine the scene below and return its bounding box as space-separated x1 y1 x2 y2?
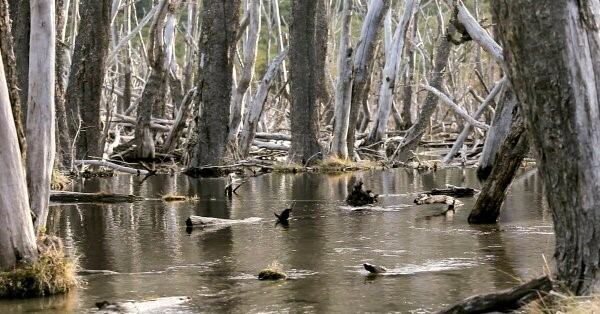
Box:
182 0 198 93
468 108 527 224
238 49 287 158
27 0 56 233
493 0 600 295
134 0 178 160
55 0 72 168
289 0 321 164
392 15 455 162
0 0 26 159
65 0 112 159
346 0 389 159
0 51 38 270
7 0 29 119
330 0 352 159
400 13 419 130
366 0 417 147
187 0 241 167
228 0 261 146
314 0 330 106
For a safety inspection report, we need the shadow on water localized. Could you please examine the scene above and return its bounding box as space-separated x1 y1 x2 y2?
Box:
0 168 553 313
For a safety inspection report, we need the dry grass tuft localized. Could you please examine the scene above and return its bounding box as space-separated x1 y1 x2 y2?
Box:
161 194 199 202
527 293 600 314
0 242 78 298
51 169 72 191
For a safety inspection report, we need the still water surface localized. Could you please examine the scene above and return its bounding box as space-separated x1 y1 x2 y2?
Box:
0 167 553 313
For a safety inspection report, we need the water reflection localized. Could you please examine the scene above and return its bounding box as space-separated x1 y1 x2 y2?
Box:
0 168 553 313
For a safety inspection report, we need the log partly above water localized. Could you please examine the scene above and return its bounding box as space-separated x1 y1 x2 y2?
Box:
185 216 263 228
429 185 478 197
50 191 144 203
435 276 552 314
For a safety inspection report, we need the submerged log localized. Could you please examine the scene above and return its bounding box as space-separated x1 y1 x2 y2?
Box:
414 194 461 205
185 216 262 228
429 186 478 197
50 191 143 203
74 160 149 175
435 276 552 314
95 296 190 313
363 263 387 274
346 181 378 206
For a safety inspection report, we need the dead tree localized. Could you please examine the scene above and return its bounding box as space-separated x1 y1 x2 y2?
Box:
288 0 322 164
55 0 72 168
330 0 353 159
468 107 528 224
7 0 29 115
0 49 39 270
27 0 56 233
187 0 241 167
65 0 112 159
493 0 600 295
346 0 390 159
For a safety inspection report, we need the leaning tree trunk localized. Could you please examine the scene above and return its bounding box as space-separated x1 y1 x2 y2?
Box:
288 0 322 164
7 0 29 119
134 0 176 160
392 16 455 162
366 0 417 148
65 0 112 159
493 0 600 295
468 106 527 224
187 0 241 167
0 44 38 270
346 0 389 159
228 0 261 147
27 0 56 233
0 0 26 159
330 0 353 160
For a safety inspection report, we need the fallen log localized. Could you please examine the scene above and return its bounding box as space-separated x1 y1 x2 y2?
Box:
185 216 262 228
252 140 290 151
435 276 552 314
414 194 462 205
74 160 149 175
429 185 478 197
254 132 291 141
50 191 144 203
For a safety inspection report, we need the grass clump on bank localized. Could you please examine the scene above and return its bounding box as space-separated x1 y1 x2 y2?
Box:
51 169 72 191
258 261 286 280
0 236 78 298
272 158 384 174
528 293 600 313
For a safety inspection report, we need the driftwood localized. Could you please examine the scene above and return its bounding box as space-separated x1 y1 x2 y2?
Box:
428 186 478 197
346 181 378 206
50 191 144 203
414 194 461 205
436 276 552 314
185 216 262 228
74 160 149 175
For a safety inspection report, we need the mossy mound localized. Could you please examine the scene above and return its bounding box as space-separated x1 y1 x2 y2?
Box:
272 163 304 173
0 238 78 298
258 261 286 280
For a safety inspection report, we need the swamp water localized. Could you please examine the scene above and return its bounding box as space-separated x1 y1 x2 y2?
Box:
0 167 553 313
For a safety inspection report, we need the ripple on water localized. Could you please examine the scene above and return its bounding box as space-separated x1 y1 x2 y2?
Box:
352 257 480 276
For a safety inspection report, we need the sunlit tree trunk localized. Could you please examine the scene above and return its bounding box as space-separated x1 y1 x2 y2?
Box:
0 44 38 270
493 0 600 295
65 0 111 159
288 0 321 164
27 0 56 233
187 0 241 167
55 0 72 168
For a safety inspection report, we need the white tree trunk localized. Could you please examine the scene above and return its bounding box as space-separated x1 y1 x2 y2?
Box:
366 0 417 146
330 0 353 159
27 0 56 233
239 49 287 157
0 49 38 270
229 0 261 144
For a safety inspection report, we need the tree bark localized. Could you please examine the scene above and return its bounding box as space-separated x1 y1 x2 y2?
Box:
314 0 330 107
346 0 389 159
468 107 527 224
27 0 56 233
0 45 38 270
366 0 417 147
7 0 29 119
228 0 261 146
330 0 353 159
55 0 72 168
187 0 241 167
65 0 112 159
400 13 419 130
288 0 322 164
0 0 26 160
493 0 600 295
